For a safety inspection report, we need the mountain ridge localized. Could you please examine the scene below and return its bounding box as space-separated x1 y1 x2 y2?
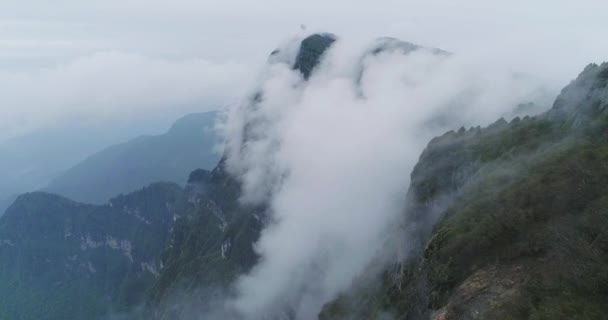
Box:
46 112 221 204
320 61 608 320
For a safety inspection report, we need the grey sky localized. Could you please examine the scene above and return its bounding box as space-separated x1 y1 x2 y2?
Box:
1 0 607 141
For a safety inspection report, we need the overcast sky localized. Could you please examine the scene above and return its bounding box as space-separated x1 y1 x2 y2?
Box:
1 0 607 141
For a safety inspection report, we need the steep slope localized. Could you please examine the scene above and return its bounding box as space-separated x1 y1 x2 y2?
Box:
0 182 188 320
321 63 608 319
46 112 220 204
144 162 262 318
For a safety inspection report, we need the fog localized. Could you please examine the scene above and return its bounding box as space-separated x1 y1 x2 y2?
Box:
0 52 250 142
2 0 608 142
218 33 557 318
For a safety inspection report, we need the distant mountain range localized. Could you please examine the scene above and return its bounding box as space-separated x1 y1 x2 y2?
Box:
45 112 221 204
0 123 140 214
0 111 221 216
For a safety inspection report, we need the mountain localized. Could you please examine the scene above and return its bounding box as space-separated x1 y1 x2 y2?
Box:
145 38 608 319
0 110 221 319
320 63 608 319
0 182 188 320
3 32 608 320
46 112 221 204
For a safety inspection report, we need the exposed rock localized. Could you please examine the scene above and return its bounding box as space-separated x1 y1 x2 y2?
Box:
293 33 337 79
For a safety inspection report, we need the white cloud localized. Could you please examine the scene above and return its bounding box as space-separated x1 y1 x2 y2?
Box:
221 35 555 318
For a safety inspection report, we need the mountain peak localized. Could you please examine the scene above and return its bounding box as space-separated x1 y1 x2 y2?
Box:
167 111 217 136
293 33 337 79
550 62 608 127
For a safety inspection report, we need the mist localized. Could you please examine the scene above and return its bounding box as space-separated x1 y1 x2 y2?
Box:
216 34 558 319
0 50 251 210
0 51 252 143
3 0 607 143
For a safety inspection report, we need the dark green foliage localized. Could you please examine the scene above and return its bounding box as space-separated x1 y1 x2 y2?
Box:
418 64 608 318
426 142 608 305
472 117 557 162
145 160 263 318
323 62 608 320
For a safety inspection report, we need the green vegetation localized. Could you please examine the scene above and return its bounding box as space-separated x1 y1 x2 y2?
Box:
146 160 263 318
322 62 608 319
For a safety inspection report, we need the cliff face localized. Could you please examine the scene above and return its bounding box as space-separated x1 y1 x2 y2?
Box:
145 160 263 318
321 63 608 320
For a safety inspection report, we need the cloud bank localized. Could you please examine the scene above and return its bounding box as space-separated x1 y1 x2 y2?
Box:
0 52 252 142
219 34 555 319
2 1 607 144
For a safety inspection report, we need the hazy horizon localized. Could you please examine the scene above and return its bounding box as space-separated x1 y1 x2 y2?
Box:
2 0 608 143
